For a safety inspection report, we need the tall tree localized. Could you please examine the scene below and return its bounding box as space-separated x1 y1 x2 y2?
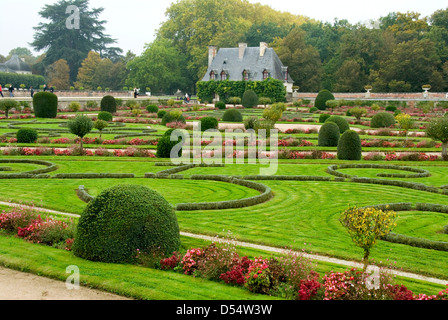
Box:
46 59 71 90
126 38 188 94
31 0 121 84
272 27 323 92
75 51 102 89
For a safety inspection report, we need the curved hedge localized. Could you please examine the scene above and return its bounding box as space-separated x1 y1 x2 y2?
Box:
73 184 180 263
33 92 58 118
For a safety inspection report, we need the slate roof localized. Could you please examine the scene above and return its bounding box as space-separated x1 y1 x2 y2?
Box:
0 55 32 73
201 46 294 83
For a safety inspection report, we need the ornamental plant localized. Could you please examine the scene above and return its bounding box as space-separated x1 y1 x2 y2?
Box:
33 92 58 118
425 117 448 160
339 206 397 271
245 257 271 294
395 113 414 141
67 114 93 154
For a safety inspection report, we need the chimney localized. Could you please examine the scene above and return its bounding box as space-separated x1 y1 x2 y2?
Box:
239 43 247 60
260 42 268 57
208 45 217 67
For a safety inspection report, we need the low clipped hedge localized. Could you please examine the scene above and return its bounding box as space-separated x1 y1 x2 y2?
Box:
0 159 58 177
53 173 135 179
175 175 273 211
73 184 180 263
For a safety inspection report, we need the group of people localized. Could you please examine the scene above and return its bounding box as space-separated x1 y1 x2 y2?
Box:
0 84 54 98
0 84 16 98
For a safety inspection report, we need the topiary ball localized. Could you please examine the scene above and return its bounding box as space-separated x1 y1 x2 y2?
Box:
222 109 243 122
200 117 219 131
100 95 117 114
242 89 259 108
97 111 113 122
314 90 335 110
146 104 159 114
73 184 180 263
33 92 58 118
16 128 38 143
370 112 396 128
318 122 340 147
325 115 350 134
215 101 226 110
337 130 362 160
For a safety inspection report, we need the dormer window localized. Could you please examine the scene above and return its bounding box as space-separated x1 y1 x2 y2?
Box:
210 71 215 81
221 71 228 81
242 69 249 81
262 69 269 80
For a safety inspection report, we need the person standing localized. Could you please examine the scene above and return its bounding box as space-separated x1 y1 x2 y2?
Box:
30 86 34 98
0 85 3 98
8 85 14 97
133 88 138 99
43 84 48 92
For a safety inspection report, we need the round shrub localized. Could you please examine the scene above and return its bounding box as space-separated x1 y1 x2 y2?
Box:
157 134 183 158
215 101 226 110
222 109 243 122
337 130 362 160
100 95 117 113
157 110 167 119
309 107 318 113
319 113 331 123
314 90 335 110
385 105 397 112
318 122 340 147
97 111 113 122
244 116 258 130
33 92 58 118
200 117 219 131
242 89 258 108
370 112 396 128
325 115 350 133
72 184 180 263
161 111 186 126
16 128 38 143
146 104 159 113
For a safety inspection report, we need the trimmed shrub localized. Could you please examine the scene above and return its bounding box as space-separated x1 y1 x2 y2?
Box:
0 99 19 118
318 122 340 147
314 90 335 110
242 89 258 108
157 110 167 119
16 128 38 143
161 111 186 126
100 95 117 113
325 115 350 133
244 116 258 130
222 109 243 122
337 130 362 160
73 184 180 263
200 117 219 131
146 104 159 113
215 101 226 110
33 92 58 118
319 113 331 123
157 133 183 158
97 111 113 122
370 112 396 128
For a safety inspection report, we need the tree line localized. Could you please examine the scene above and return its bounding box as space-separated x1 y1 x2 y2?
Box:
5 0 447 94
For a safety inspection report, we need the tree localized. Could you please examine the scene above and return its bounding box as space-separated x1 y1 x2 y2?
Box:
340 206 397 271
0 99 19 119
75 51 102 90
68 114 93 153
46 59 70 90
126 38 188 94
31 0 121 83
94 119 108 139
272 27 323 92
395 113 414 141
426 117 448 160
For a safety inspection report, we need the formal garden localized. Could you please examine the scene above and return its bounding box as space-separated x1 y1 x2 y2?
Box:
0 90 448 301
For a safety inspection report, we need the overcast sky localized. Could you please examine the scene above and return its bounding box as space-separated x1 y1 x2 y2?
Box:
0 0 446 57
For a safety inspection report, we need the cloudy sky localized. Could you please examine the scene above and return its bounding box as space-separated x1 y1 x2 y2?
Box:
0 0 446 57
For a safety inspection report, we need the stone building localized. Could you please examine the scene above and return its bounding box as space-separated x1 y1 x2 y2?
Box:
202 42 294 93
0 54 32 74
